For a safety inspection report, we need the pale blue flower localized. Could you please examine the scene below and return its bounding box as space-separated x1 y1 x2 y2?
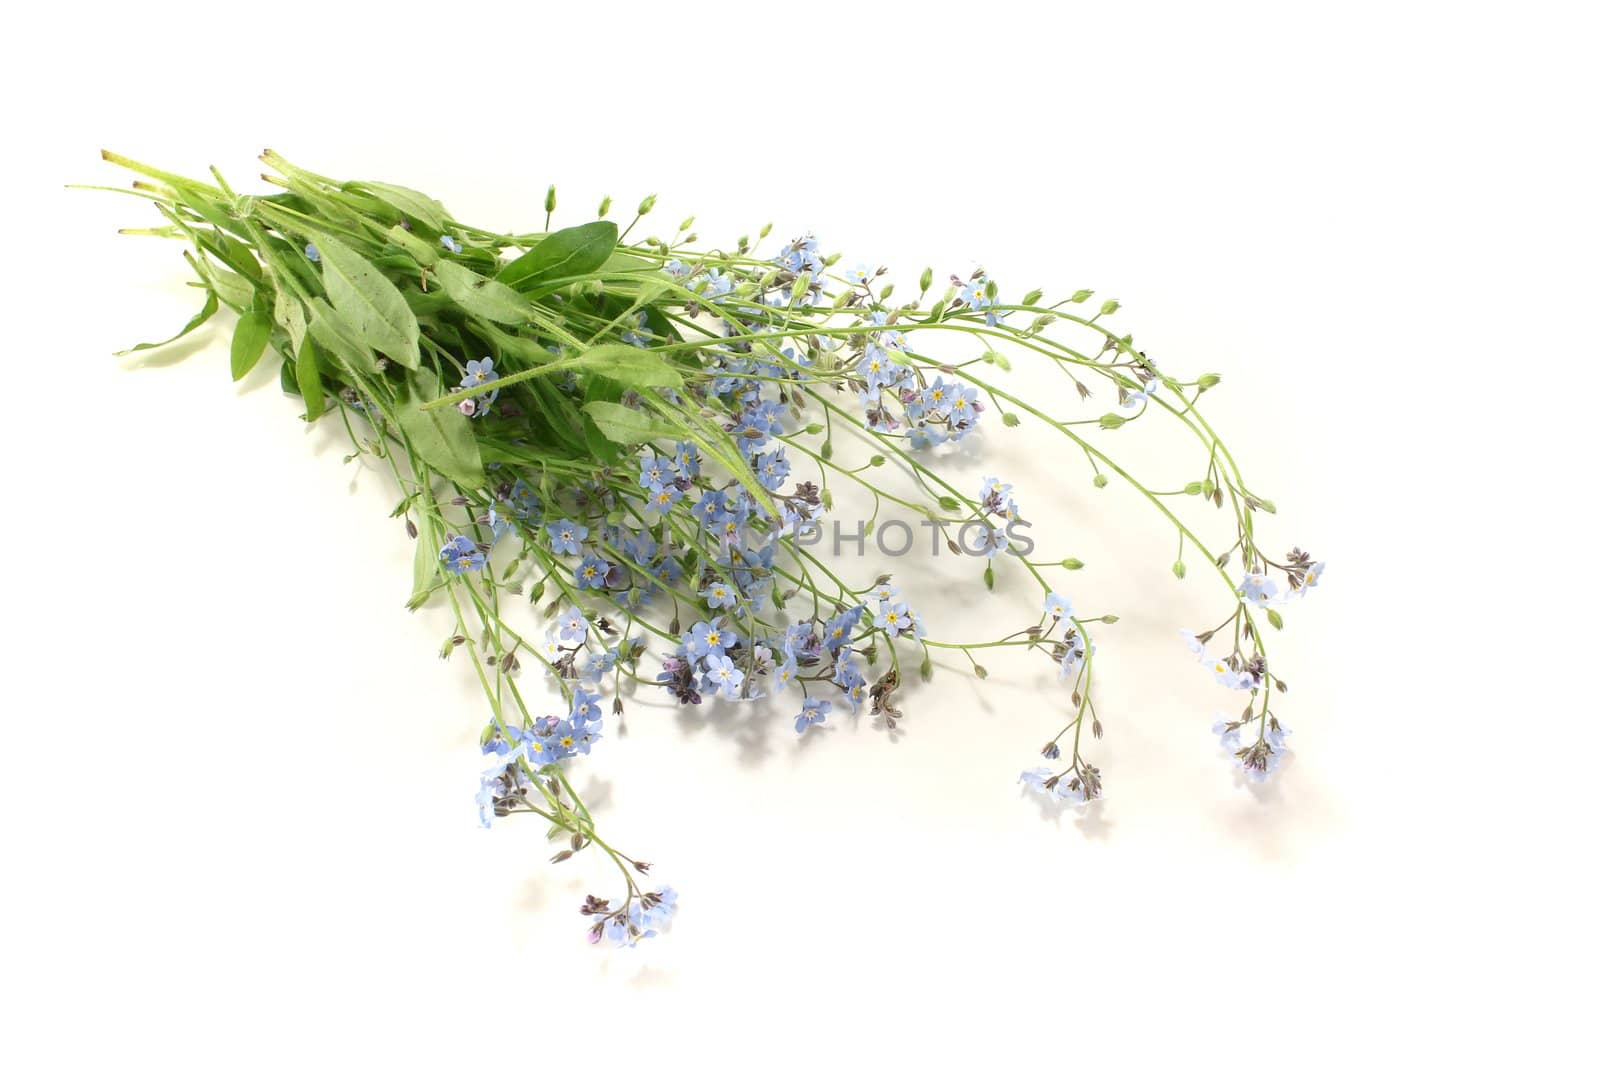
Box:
556 606 588 644
1044 592 1073 623
440 534 486 575
546 518 588 555
795 697 830 734
1019 768 1088 805
701 579 738 611
701 653 745 698
1236 572 1281 606
687 617 737 662
1297 561 1326 597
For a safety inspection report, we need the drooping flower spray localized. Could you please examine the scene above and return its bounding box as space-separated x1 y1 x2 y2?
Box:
94 150 1323 946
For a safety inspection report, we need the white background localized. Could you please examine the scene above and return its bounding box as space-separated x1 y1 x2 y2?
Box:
2 2 1593 1062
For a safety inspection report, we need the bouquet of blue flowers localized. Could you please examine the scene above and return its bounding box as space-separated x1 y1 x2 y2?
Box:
96 150 1323 946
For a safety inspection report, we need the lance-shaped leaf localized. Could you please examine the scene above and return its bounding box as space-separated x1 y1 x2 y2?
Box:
314 232 421 369
387 223 439 266
115 291 218 356
498 221 617 290
296 339 327 422
396 369 487 489
571 343 684 390
580 400 679 446
193 257 256 310
230 311 273 381
432 259 533 324
306 296 378 373
347 181 450 233
408 518 442 611
272 287 308 355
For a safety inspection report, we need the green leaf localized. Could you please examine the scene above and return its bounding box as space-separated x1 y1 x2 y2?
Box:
230 311 273 381
273 288 308 355
498 221 618 290
296 339 327 421
580 400 678 446
468 320 560 366
525 378 589 456
279 356 301 396
314 232 421 369
408 520 442 611
598 249 659 275
581 376 626 464
432 259 533 324
195 230 264 281
115 290 218 356
194 259 255 310
396 369 486 489
572 343 683 389
386 223 439 266
173 187 247 238
306 297 378 373
347 181 449 232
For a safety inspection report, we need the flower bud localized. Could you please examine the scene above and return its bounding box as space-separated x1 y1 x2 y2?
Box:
1070 289 1093 303
1093 474 1109 488
1062 558 1084 570
1099 413 1126 430
1022 288 1043 305
597 195 612 218
1001 412 1021 427
1099 299 1121 316
637 194 657 216
544 184 557 214
1197 373 1221 392
919 267 933 292
1172 560 1187 579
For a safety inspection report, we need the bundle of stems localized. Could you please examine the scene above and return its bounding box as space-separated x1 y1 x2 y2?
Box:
92 150 1322 945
